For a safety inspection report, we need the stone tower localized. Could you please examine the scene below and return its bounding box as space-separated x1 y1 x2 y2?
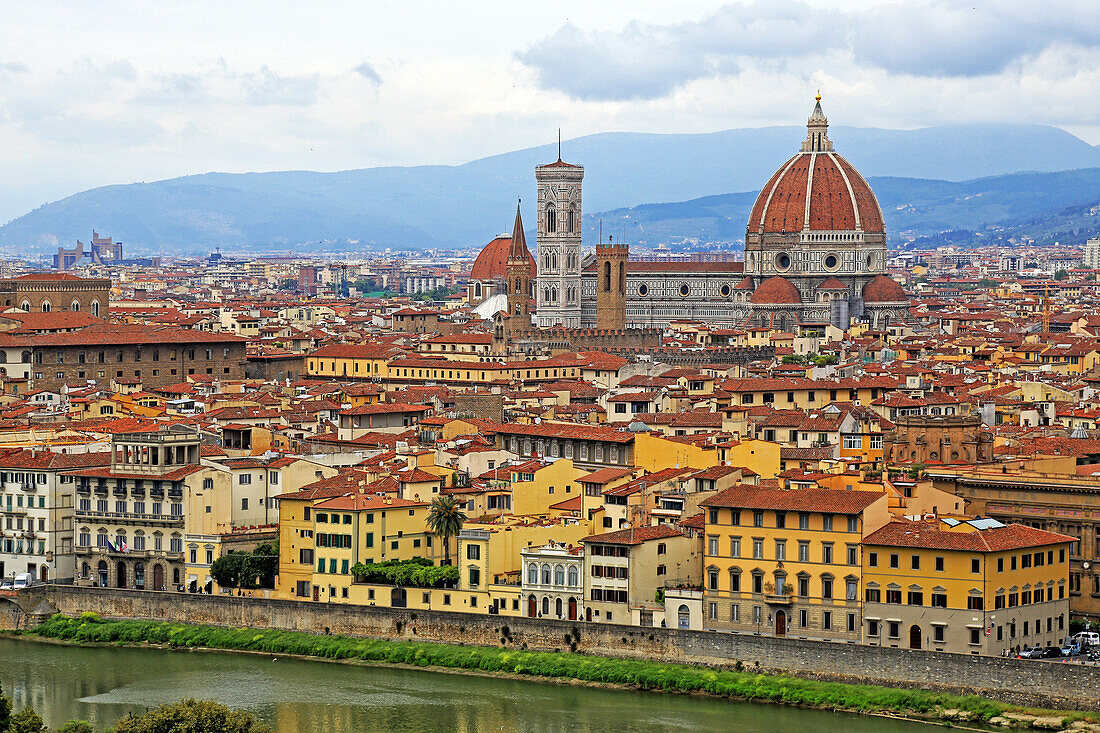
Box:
505 201 532 335
535 153 583 328
595 238 627 330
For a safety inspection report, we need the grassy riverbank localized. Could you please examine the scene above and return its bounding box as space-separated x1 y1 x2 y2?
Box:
18 614 1098 728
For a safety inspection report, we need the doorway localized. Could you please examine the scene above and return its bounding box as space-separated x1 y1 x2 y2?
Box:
153 564 165 591
116 561 126 588
97 561 108 587
528 595 537 618
775 610 787 637
909 624 922 650
568 597 577 621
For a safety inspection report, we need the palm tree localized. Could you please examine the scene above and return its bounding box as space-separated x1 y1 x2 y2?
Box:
426 495 467 566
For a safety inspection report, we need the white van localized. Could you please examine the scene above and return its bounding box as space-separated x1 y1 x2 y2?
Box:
1072 631 1100 648
11 572 33 590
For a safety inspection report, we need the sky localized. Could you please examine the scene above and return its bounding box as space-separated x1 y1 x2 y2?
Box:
1 0 1099 223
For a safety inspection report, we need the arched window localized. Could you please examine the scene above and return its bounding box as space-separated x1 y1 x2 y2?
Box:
542 596 550 616
41 300 51 313
542 563 552 584
554 564 565 585
20 351 30 364
568 566 578 586
91 300 100 317
555 597 563 617
603 261 611 291
545 205 556 234
475 282 482 297
618 262 625 293
19 301 30 311
568 205 576 233
528 563 538 584
71 300 80 311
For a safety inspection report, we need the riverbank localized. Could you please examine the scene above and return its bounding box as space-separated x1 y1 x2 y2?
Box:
12 614 1099 731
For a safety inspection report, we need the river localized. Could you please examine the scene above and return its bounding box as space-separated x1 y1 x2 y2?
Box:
0 637 939 732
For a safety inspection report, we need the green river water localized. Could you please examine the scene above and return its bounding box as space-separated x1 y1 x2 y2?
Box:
0 637 939 732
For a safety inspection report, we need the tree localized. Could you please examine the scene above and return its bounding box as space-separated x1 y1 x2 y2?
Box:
0 690 11 732
109 699 271 733
8 707 46 733
425 495 467 566
1054 269 1069 281
247 540 279 589
209 553 250 589
59 722 95 733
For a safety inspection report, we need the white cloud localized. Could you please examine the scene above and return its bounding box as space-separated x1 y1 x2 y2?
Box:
354 62 382 86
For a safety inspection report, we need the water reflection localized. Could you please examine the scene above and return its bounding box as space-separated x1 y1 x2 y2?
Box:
0 638 934 733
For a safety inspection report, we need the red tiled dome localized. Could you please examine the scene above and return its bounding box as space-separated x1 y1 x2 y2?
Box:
750 276 802 305
470 236 535 282
862 275 907 302
817 276 849 290
733 276 755 290
747 152 884 235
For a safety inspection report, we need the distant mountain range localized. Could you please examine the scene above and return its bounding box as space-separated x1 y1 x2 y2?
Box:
594 168 1100 249
1 123 1099 253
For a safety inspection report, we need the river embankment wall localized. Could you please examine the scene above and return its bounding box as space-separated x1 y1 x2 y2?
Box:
7 585 1100 711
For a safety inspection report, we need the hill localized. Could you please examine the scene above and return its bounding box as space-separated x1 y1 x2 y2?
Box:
588 168 1100 250
1 123 1098 253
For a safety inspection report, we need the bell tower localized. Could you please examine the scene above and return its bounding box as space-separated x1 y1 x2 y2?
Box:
595 236 627 330
535 142 583 328
505 200 532 336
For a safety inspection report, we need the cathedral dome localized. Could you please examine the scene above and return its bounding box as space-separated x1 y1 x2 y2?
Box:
470 235 535 282
751 276 802 304
862 275 908 302
747 96 884 236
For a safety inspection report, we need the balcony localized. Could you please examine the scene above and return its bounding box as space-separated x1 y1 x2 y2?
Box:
74 509 184 526
1 505 28 515
764 593 793 605
19 483 36 493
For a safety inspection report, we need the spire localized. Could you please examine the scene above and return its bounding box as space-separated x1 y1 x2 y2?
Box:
801 90 833 153
508 198 529 261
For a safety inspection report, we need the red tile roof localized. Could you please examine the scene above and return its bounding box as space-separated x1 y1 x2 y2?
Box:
581 524 684 545
701 487 885 514
862 519 1075 552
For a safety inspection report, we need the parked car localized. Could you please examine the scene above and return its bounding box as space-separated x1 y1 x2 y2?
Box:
1060 644 1081 657
1045 646 1064 658
1018 647 1046 659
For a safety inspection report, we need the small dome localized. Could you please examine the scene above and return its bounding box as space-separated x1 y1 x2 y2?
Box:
733 276 755 290
817 276 849 290
751 276 802 305
470 235 535 282
863 275 907 302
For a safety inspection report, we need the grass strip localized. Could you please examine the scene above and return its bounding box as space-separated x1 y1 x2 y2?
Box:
20 614 1093 725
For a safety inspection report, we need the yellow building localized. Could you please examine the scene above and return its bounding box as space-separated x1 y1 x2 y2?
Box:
312 493 436 604
861 517 1074 655
508 458 587 516
632 432 719 473
700 486 890 640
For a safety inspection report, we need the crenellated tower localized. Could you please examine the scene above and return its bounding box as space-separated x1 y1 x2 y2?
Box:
595 237 627 330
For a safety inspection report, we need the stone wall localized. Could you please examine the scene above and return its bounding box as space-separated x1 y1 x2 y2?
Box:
26 585 1100 711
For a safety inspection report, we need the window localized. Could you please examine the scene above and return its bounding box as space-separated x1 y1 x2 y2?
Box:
908 590 923 606
822 611 832 630
798 541 809 562
799 513 809 530
888 621 900 639
845 579 857 601
967 595 983 610
729 536 741 557
821 543 833 564
843 435 862 450
707 568 718 590
752 537 764 559
971 558 981 574
889 553 899 569
865 588 881 602
846 545 857 565
868 620 880 637
821 577 833 599
933 625 945 643
885 589 902 604
935 556 945 572
775 540 786 561
911 555 920 570
931 592 947 607
239 474 252 485
753 510 764 527
847 516 858 533
969 628 981 645
707 535 719 556
822 515 833 532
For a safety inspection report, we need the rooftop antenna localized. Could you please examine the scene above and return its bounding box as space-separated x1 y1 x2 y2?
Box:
558 128 561 161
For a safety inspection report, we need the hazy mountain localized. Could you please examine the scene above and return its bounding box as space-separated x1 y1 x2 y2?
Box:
1 123 1099 253
589 168 1100 249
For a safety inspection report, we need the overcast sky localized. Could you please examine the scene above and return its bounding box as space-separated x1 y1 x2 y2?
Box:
1 0 1099 223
